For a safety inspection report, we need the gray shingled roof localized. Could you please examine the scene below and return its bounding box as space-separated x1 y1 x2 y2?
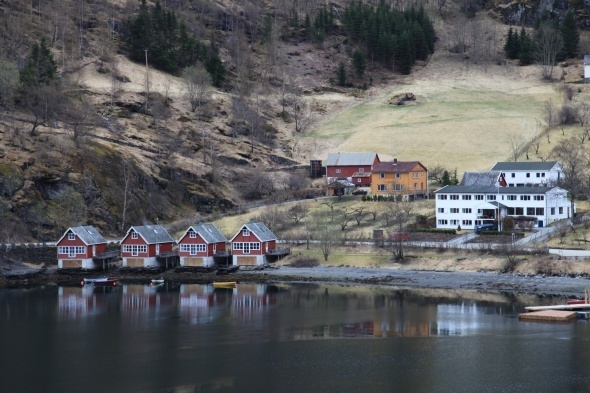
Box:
326 152 378 166
186 223 227 244
460 171 501 186
129 225 174 244
490 161 559 171
435 185 560 194
67 226 106 245
327 179 356 188
231 221 277 242
373 161 423 173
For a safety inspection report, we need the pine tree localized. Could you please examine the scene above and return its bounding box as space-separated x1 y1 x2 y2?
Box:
560 10 579 59
352 49 366 78
504 27 515 58
441 170 450 186
20 37 58 87
518 27 534 66
337 62 347 86
395 32 413 75
205 44 225 88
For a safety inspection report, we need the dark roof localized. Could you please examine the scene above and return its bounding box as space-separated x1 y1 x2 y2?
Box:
231 221 277 242
490 161 559 171
352 172 372 178
435 185 561 194
326 153 378 166
460 171 500 186
185 223 227 244
128 225 174 244
373 161 423 173
327 179 356 188
60 226 106 245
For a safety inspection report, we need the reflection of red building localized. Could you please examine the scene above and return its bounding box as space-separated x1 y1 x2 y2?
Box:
56 226 107 269
58 286 106 319
231 284 276 321
121 225 174 267
178 223 227 267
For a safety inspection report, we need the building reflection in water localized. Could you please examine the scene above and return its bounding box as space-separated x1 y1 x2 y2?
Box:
57 285 109 320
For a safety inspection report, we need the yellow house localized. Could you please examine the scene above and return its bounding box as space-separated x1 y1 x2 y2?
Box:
370 160 428 199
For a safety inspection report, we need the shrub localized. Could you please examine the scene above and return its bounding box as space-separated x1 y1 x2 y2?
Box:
288 255 320 267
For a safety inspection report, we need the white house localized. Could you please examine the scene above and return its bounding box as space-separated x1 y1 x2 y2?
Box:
435 185 570 230
585 55 590 80
489 161 563 187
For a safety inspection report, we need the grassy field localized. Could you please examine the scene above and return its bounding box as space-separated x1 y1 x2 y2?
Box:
304 58 568 173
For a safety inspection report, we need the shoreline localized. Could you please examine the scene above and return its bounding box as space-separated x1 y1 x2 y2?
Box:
1 265 589 297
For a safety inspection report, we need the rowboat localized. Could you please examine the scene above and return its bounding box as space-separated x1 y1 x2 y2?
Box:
81 277 117 286
151 278 165 284
213 281 237 288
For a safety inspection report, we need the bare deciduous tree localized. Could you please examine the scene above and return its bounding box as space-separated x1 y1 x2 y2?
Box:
182 65 212 113
317 225 339 261
535 22 563 80
384 199 414 261
551 137 588 221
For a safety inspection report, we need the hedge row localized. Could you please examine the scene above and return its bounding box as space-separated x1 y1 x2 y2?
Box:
408 229 457 235
479 231 525 237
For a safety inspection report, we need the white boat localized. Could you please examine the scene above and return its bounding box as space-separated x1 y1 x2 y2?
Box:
81 277 117 286
151 278 165 284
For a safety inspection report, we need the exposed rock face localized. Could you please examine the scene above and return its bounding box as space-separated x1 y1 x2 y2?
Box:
388 93 416 106
493 0 590 28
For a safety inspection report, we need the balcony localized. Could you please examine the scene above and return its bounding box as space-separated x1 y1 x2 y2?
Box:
93 250 120 260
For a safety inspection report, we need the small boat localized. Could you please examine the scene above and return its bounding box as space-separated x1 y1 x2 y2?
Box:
151 278 165 284
81 277 117 286
567 299 588 305
213 281 237 288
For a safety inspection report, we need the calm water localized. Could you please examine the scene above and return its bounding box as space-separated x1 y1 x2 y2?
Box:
1 282 590 393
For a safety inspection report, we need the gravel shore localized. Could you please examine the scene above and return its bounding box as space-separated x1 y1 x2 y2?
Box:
2 262 590 297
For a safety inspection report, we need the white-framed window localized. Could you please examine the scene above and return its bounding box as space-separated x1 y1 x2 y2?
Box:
59 246 85 256
413 183 417 189
380 173 385 179
438 208 444 213
450 208 459 213
536 173 541 178
450 220 459 225
462 195 471 200
243 229 250 236
378 184 388 191
475 195 484 200
534 195 544 201
551 207 555 215
357 178 362 183
189 231 196 238
181 244 206 255
243 243 251 254
438 195 447 200
233 242 243 250
359 168 364 173
450 195 459 200
542 173 546 177
132 232 138 239
507 195 517 201
487 195 496 201
395 173 400 179
68 233 75 240
527 208 535 215
462 208 472 213
462 220 473 225
393 184 403 191
559 207 563 214
336 169 341 173
438 219 448 225
511 173 515 178
412 172 418 179
520 195 531 200
123 245 147 255
526 173 530 178
536 208 544 215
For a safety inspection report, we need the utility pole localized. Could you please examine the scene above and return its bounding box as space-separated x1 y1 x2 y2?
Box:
144 49 149 112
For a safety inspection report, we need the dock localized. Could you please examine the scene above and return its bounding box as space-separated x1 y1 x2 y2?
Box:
524 304 590 312
519 310 577 322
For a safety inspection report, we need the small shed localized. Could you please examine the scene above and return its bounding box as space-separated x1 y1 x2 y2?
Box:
326 179 356 197
121 225 175 267
56 226 107 269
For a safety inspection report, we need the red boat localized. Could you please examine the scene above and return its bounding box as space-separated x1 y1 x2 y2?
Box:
567 299 588 305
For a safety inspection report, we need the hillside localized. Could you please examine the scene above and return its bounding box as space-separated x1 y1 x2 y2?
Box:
0 0 589 243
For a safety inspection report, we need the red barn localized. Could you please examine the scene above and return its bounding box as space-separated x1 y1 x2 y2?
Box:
326 152 380 184
230 221 278 266
56 226 107 269
121 225 175 267
178 223 228 267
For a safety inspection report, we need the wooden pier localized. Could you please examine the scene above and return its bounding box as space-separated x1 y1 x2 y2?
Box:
524 304 590 312
519 310 577 322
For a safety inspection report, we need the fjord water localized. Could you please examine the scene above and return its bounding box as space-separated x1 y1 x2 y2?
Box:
1 283 590 393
